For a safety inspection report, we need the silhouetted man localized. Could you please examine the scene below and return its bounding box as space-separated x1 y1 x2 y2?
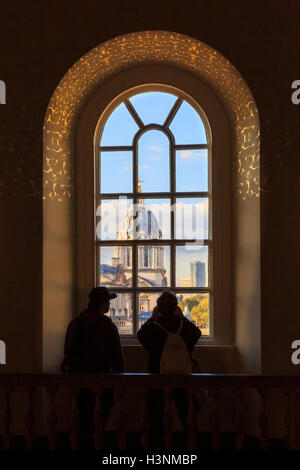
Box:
137 291 201 447
62 287 124 448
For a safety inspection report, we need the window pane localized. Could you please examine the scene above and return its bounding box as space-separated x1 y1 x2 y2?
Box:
129 92 177 125
176 245 208 287
176 149 208 192
177 293 210 336
100 151 132 194
175 198 208 240
98 246 132 287
169 100 207 144
100 102 138 146
96 198 133 240
136 199 171 239
138 246 170 287
138 130 170 193
108 294 133 335
138 292 163 329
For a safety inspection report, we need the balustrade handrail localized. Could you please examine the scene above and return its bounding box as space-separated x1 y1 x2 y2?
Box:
0 373 300 390
0 373 299 451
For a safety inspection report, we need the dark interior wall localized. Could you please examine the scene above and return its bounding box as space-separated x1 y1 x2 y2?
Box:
0 0 299 373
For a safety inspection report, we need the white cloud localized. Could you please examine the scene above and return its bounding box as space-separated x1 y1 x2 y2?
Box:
122 165 132 170
148 146 164 151
179 150 207 159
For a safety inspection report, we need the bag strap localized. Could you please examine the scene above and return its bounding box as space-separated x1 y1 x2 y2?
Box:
176 319 184 335
154 319 184 336
153 321 170 335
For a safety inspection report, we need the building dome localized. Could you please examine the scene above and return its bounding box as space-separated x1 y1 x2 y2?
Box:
118 203 162 239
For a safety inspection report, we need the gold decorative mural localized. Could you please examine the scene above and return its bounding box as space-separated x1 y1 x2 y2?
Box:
43 31 260 201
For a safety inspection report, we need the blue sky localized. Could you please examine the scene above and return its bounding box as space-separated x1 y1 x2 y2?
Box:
100 91 208 194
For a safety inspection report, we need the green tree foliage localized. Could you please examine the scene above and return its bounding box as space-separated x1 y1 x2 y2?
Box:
179 295 209 329
178 295 199 313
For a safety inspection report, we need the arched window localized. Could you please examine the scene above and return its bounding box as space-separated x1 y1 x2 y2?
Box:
95 86 211 337
44 33 260 370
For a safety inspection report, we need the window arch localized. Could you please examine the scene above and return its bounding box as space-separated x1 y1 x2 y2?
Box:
95 86 211 337
43 32 260 373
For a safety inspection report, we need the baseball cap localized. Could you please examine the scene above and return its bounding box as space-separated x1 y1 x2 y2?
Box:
88 287 117 302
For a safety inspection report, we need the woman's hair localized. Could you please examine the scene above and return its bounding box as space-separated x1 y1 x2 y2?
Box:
157 291 178 316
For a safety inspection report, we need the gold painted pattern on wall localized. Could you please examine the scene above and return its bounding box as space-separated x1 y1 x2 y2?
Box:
43 31 260 201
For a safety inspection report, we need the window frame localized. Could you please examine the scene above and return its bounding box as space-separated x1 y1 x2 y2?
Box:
95 84 212 338
75 64 232 345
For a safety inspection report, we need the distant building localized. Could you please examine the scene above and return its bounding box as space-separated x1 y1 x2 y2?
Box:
100 196 168 333
190 261 206 287
179 278 191 287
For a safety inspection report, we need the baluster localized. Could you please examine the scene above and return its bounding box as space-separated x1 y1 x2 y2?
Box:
234 389 244 450
258 387 269 450
284 390 295 450
187 389 197 449
26 386 35 449
208 388 220 450
116 389 126 450
47 386 58 450
93 389 104 450
140 390 149 449
70 390 80 450
3 387 13 450
163 389 172 450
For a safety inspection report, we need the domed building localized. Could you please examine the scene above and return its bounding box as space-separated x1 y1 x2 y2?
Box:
100 196 168 332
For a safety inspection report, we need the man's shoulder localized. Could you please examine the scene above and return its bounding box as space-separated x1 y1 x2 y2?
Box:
101 315 117 328
67 313 118 337
96 315 119 334
67 315 82 330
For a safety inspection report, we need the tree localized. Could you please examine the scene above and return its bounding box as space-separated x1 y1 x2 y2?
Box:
191 296 209 329
178 295 200 313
